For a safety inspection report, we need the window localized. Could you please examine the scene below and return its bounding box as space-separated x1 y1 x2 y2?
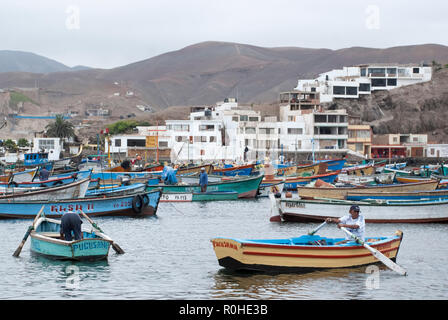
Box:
127 139 145 147
159 141 168 147
199 124 214 131
194 136 207 142
314 115 327 123
245 127 256 134
360 68 367 77
171 124 189 131
288 116 295 121
368 68 386 76
114 139 121 147
333 86 345 95
259 128 274 135
240 115 248 121
232 116 238 122
387 79 397 86
209 136 216 143
345 87 358 95
359 83 371 92
38 139 55 149
175 136 187 142
249 117 259 122
387 68 397 75
371 78 387 87
413 67 420 74
287 128 303 135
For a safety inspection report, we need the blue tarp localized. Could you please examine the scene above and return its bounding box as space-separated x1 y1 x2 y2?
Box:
162 166 178 185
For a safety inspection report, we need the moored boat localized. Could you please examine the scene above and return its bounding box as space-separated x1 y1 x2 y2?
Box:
346 188 448 201
146 174 263 198
0 189 162 219
298 180 439 200
274 196 448 223
395 176 437 184
159 191 239 202
211 231 404 273
264 170 340 190
212 164 254 176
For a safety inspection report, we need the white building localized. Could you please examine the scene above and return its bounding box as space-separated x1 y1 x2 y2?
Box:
32 137 63 161
296 64 432 103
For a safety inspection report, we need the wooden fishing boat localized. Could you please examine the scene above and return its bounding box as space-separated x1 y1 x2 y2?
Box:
315 159 346 171
1 170 92 189
30 216 112 261
85 183 146 197
346 188 448 201
146 174 263 198
273 196 448 223
336 172 395 185
298 180 439 200
382 167 411 177
0 177 90 201
212 164 254 176
0 189 162 219
264 171 340 190
0 168 38 183
176 164 213 175
159 191 239 202
276 163 324 177
395 176 437 184
341 164 375 176
385 162 407 170
211 231 404 273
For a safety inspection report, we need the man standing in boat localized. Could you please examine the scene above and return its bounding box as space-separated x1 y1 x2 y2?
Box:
60 211 83 241
199 167 208 193
326 205 365 242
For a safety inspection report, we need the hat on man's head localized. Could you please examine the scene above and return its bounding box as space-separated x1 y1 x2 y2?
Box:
350 205 360 212
201 167 205 171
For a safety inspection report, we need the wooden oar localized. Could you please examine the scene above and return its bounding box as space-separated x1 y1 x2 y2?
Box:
79 210 125 254
308 221 327 236
13 205 45 257
340 227 407 276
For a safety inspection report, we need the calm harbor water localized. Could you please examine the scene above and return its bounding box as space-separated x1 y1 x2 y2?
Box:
1 197 447 300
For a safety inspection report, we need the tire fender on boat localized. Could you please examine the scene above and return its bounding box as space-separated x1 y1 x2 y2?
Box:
132 194 144 214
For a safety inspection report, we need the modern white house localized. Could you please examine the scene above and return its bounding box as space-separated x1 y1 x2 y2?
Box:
32 137 63 161
296 64 432 103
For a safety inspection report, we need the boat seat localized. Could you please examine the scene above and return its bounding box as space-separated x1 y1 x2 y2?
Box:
38 232 61 238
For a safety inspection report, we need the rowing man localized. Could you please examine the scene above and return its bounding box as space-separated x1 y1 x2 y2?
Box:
326 205 365 243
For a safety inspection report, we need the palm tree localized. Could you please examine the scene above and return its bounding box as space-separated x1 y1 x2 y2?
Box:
45 114 75 139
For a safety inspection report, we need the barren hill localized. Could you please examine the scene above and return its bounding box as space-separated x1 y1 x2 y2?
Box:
0 41 448 140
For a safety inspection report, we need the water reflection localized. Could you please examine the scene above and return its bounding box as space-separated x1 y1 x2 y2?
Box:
210 264 386 299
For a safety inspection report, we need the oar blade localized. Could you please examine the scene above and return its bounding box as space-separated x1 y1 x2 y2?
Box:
369 246 407 276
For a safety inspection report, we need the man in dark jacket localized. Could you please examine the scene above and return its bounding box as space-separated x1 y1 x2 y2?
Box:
60 211 83 241
199 167 208 193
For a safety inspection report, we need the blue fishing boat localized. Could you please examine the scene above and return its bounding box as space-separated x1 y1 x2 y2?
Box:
30 216 112 261
315 158 346 171
85 183 146 197
2 170 92 189
212 164 254 176
0 189 162 219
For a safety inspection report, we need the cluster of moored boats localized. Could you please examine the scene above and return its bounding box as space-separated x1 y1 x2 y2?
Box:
4 156 448 275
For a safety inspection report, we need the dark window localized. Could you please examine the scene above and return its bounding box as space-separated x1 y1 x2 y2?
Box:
371 78 387 87
127 139 145 147
311 87 316 92
387 68 397 75
360 68 367 77
346 87 358 95
359 83 371 92
413 67 420 74
115 139 121 147
333 86 345 95
314 115 327 123
387 79 397 86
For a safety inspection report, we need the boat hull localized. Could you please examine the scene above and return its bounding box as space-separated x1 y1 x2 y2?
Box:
298 180 439 200
146 174 263 198
278 198 448 223
264 171 340 190
211 232 403 273
212 164 254 176
160 191 239 202
0 189 162 219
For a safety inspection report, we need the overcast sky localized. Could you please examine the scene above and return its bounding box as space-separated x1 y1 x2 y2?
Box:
1 0 447 69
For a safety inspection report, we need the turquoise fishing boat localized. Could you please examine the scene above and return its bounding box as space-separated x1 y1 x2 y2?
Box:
160 191 239 202
146 174 263 198
30 216 112 261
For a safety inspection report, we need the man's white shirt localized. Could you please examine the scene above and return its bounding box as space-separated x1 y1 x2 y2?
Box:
339 214 365 240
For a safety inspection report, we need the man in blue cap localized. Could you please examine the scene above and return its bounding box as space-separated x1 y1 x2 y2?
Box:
326 205 365 243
